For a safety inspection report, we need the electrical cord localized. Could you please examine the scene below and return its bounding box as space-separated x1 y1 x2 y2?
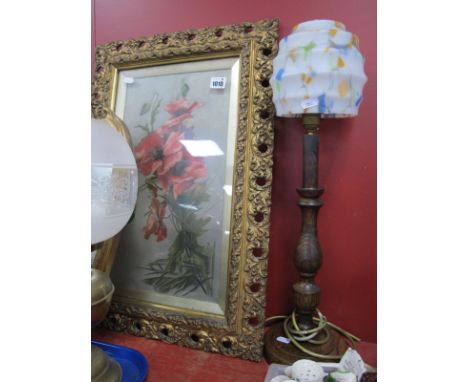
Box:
265 309 361 360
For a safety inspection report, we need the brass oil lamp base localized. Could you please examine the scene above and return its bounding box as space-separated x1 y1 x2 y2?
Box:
91 345 122 382
91 268 122 382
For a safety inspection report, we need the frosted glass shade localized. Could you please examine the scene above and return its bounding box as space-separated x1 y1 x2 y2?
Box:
91 118 138 245
270 20 367 117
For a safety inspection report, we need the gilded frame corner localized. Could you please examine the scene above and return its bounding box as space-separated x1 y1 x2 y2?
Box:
91 19 278 361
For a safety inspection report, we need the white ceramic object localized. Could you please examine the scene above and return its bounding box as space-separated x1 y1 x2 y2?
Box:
330 371 357 382
264 360 376 382
270 376 295 382
290 359 326 382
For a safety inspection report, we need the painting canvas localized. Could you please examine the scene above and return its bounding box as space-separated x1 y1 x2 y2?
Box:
110 57 240 316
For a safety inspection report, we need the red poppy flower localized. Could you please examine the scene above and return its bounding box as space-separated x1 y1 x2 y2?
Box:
165 98 200 116
158 99 200 135
158 149 208 199
134 131 184 176
143 197 167 241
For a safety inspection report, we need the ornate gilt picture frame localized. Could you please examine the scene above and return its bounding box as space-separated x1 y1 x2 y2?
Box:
91 19 278 361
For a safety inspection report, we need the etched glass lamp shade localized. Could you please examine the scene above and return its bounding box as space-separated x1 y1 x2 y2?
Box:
270 20 367 118
91 118 138 245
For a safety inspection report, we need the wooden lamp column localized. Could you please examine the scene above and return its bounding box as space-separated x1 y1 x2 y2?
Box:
264 115 348 364
294 114 324 331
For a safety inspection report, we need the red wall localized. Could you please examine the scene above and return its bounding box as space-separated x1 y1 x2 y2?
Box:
92 0 377 343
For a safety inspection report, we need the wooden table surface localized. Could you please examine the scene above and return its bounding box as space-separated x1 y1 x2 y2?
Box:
92 328 377 382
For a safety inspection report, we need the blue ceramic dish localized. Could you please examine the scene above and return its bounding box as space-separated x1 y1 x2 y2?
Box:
92 340 148 382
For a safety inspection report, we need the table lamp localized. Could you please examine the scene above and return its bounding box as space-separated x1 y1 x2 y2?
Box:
91 114 138 381
264 20 368 363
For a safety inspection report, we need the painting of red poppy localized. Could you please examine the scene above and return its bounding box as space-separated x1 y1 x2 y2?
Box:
109 57 240 315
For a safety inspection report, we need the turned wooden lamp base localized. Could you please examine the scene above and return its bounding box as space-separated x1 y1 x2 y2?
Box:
263 115 352 365
264 321 349 364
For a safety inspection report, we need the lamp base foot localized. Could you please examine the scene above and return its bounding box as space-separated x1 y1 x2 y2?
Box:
263 321 349 364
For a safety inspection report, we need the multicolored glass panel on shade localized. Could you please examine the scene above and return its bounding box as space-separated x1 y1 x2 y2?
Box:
270 20 367 118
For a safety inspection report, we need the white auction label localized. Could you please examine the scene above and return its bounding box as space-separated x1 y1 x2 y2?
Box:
301 98 319 110
276 336 291 344
210 77 227 89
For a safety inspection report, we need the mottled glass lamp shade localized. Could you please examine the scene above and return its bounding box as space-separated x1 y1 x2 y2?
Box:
91 118 138 245
270 20 367 117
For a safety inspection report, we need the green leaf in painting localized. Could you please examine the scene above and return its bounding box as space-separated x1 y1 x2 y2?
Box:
140 102 151 115
193 216 211 236
166 232 184 274
181 82 189 98
177 182 209 207
150 98 162 129
135 124 150 134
